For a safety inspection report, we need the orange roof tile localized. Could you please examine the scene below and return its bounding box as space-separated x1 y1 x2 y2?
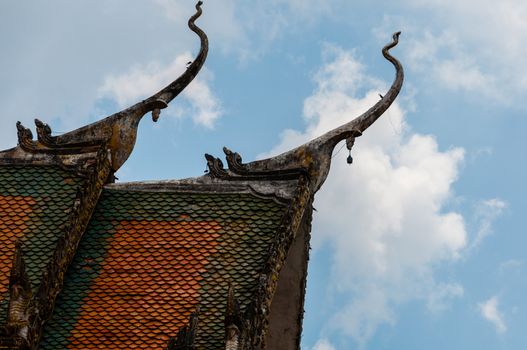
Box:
41 189 287 349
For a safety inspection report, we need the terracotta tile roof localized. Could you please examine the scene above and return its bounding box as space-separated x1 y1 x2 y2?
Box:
0 166 84 321
40 188 288 349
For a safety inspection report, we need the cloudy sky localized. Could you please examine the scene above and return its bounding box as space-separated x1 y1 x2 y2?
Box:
1 1 526 349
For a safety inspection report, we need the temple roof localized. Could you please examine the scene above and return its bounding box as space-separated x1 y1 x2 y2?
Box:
0 2 403 349
40 186 291 349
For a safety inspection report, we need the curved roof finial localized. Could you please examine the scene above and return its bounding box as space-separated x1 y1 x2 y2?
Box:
149 0 208 120
209 32 403 194
300 31 403 156
23 1 208 173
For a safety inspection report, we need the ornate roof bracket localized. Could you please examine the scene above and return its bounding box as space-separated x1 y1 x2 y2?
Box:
34 119 53 146
220 32 403 194
16 121 104 155
34 119 102 150
15 122 34 153
223 147 307 178
205 148 308 181
204 154 229 179
223 148 245 173
5 241 32 346
166 308 200 350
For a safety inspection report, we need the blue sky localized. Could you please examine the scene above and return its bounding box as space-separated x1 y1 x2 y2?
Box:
1 1 526 349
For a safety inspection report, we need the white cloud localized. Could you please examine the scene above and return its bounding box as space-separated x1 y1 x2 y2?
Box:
470 198 507 249
150 0 527 104
312 339 336 350
153 0 334 62
265 45 467 346
160 0 527 78
99 53 222 128
154 0 247 56
498 259 523 274
435 58 492 93
426 282 464 313
374 25 502 101
378 0 527 104
331 287 396 346
479 296 507 334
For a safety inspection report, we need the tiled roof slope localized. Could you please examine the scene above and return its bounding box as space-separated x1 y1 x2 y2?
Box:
41 187 289 349
0 165 85 322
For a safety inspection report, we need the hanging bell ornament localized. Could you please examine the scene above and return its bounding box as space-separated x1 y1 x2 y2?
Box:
347 151 353 164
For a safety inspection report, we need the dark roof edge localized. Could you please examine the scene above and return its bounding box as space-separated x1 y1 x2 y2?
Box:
238 174 313 349
293 202 313 349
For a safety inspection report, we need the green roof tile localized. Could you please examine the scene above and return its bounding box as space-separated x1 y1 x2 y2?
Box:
41 188 288 349
0 165 84 322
